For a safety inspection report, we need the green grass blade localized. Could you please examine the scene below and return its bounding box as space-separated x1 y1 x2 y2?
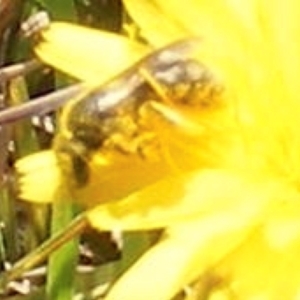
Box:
46 194 80 300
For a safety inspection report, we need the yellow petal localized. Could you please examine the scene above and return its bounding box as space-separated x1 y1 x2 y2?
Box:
104 176 300 300
16 150 61 203
123 0 188 45
214 223 300 299
87 169 293 230
104 213 262 300
35 22 149 84
203 176 300 299
259 0 300 105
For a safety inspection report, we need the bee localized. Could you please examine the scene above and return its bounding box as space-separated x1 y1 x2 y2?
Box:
52 38 223 202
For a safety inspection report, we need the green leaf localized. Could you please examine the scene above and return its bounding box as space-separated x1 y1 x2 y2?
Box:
46 194 80 300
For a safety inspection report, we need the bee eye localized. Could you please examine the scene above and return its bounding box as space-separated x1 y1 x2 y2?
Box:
71 154 90 187
54 133 91 187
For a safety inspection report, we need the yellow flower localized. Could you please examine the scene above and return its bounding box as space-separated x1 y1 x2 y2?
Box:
95 0 300 299
16 0 300 299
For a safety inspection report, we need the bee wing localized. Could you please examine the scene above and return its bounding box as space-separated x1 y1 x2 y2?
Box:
93 38 201 111
138 38 200 70
113 37 201 85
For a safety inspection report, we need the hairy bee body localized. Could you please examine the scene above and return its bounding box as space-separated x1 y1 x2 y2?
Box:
53 39 222 193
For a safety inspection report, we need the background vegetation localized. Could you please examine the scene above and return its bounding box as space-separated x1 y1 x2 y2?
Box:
0 1 156 299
